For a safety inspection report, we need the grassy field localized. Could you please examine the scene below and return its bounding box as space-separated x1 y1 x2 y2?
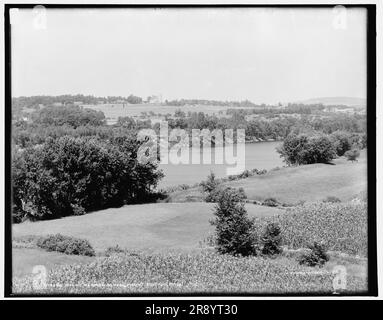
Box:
13 203 284 253
168 151 367 205
85 103 242 124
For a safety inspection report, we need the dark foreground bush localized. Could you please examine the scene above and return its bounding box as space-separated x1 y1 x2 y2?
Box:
298 242 329 267
36 234 96 256
261 223 283 256
12 135 163 221
211 187 256 256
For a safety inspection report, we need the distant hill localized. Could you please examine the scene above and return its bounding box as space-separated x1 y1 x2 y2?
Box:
297 97 366 107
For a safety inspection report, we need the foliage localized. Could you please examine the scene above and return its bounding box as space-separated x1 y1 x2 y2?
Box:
262 197 279 207
12 135 163 221
127 94 143 104
32 105 106 128
211 187 256 256
277 133 337 165
36 234 95 256
330 131 353 156
298 242 329 267
261 223 283 256
200 172 221 202
345 149 360 162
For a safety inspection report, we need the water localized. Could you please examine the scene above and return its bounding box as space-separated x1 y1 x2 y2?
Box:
158 141 284 188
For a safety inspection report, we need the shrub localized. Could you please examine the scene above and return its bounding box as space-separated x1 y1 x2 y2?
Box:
200 172 220 202
298 242 329 267
277 133 336 165
262 197 279 207
323 196 341 203
330 131 353 156
345 149 360 162
104 245 127 257
261 223 283 256
36 234 96 256
211 187 256 256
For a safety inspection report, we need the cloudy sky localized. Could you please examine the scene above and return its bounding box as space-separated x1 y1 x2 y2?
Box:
11 7 366 103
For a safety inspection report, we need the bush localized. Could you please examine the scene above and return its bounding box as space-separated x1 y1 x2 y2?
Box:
200 172 220 202
261 223 283 256
262 197 279 207
323 196 341 203
345 149 360 162
298 242 329 267
104 245 127 257
36 234 96 256
277 133 336 165
330 131 353 156
211 187 256 256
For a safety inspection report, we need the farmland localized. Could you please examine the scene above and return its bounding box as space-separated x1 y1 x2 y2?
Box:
84 103 242 124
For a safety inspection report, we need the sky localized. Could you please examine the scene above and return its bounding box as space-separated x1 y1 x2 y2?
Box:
11 7 367 104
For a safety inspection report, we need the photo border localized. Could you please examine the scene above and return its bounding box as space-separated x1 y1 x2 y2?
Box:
3 3 378 298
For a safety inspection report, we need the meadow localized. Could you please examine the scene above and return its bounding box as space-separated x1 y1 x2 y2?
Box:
168 151 367 204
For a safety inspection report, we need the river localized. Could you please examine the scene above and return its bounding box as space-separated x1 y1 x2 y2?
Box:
158 141 284 188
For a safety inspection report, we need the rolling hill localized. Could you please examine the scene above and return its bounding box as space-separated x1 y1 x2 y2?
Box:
168 151 367 205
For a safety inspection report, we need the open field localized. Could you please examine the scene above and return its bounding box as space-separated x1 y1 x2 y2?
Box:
84 103 245 124
168 151 367 204
13 202 284 253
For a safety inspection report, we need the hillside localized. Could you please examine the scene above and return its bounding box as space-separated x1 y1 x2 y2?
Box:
298 96 366 107
13 202 284 253
168 151 367 205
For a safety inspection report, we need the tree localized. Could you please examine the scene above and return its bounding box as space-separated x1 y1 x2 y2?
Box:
277 133 336 165
12 135 163 222
330 131 352 156
127 94 143 104
210 187 257 256
200 172 220 195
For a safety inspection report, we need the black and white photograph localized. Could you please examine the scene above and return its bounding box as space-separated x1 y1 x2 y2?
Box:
2 2 380 300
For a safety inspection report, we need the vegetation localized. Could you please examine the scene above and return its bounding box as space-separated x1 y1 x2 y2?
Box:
200 172 220 202
267 202 367 256
12 250 367 294
345 149 361 162
323 196 341 203
12 135 163 222
277 133 337 165
168 153 367 204
298 242 330 267
260 223 283 256
11 95 368 294
211 188 256 256
36 234 95 257
262 197 279 207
